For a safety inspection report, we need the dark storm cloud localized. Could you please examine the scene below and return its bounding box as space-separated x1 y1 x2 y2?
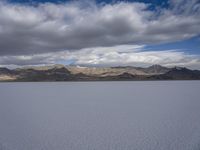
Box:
0 0 199 56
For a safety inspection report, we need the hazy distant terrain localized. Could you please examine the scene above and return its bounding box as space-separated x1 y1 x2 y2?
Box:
0 81 200 150
0 65 200 81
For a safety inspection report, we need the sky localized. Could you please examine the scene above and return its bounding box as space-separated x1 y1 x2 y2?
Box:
0 0 200 69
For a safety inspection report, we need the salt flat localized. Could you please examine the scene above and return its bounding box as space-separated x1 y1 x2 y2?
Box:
0 81 200 150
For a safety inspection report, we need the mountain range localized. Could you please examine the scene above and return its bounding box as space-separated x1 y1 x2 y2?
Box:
0 64 200 81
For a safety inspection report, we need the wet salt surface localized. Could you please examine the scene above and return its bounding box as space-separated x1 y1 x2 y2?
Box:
0 81 200 150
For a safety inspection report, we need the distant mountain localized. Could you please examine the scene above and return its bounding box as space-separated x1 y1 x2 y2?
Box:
157 67 200 80
0 65 199 81
0 67 17 81
0 67 13 75
142 65 170 74
68 66 148 76
16 67 72 81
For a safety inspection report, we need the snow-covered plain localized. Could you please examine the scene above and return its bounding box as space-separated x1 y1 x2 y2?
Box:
0 81 200 150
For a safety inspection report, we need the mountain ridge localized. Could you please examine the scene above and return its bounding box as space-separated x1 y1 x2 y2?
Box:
0 65 200 81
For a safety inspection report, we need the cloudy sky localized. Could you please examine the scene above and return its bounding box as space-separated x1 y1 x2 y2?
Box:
0 0 200 69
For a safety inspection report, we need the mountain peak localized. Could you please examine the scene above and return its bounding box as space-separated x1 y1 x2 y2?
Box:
144 64 169 74
148 64 166 69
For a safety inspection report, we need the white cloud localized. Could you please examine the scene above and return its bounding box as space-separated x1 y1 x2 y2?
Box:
1 45 200 69
0 0 199 56
64 45 200 69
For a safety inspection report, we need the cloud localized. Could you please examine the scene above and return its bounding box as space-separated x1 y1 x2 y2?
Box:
0 0 200 69
62 45 200 69
0 0 200 56
1 45 200 69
